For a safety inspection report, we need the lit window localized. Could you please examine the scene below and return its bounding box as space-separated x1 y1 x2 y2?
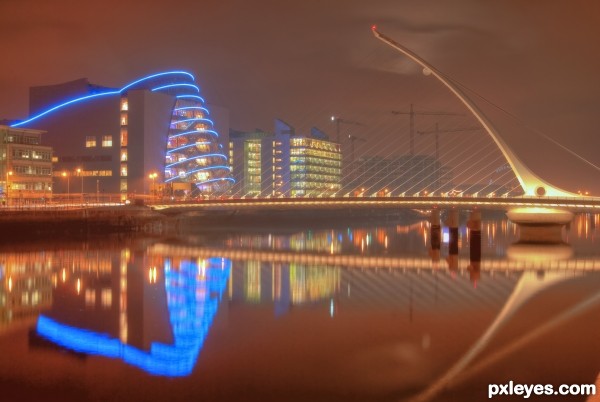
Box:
102 135 113 147
120 114 128 126
120 179 127 192
121 150 127 161
85 136 97 148
120 99 128 111
120 129 128 146
120 164 127 177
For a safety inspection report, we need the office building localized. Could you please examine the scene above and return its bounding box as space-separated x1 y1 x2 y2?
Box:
229 120 342 197
11 71 233 200
0 125 53 205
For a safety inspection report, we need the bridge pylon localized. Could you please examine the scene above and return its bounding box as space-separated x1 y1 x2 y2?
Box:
371 27 578 198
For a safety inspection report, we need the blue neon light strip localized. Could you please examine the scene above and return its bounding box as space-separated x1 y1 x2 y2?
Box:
166 154 227 168
165 165 232 182
170 117 214 126
174 106 210 115
152 83 200 93
120 71 194 92
12 71 197 128
168 130 216 141
176 95 206 103
12 92 119 127
36 258 231 377
167 142 211 153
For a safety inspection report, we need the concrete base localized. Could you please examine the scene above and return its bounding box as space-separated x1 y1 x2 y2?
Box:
506 207 573 243
507 243 573 263
506 207 574 225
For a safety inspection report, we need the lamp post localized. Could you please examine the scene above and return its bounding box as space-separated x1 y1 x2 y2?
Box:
6 170 12 207
62 171 70 203
148 172 158 199
76 168 83 202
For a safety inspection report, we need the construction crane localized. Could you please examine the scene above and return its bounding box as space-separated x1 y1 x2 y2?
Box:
330 116 364 143
348 134 367 163
391 104 463 155
417 124 481 160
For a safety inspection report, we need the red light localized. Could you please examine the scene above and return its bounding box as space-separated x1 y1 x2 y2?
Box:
371 24 377 31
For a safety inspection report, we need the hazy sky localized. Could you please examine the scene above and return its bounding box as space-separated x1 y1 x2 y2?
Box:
1 0 599 192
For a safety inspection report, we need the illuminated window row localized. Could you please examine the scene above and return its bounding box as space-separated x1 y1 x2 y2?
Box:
290 157 341 168
11 149 51 160
290 148 341 160
290 138 340 152
85 135 113 148
13 166 51 175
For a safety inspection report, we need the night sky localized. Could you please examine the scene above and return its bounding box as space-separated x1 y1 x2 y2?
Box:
1 0 599 193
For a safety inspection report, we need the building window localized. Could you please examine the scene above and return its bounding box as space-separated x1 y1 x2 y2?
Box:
86 136 97 148
120 129 128 146
102 135 113 147
120 179 127 192
120 150 127 162
120 114 128 126
120 99 128 111
120 164 127 177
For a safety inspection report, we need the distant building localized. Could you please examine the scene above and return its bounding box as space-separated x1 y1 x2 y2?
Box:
10 71 232 200
229 119 342 197
344 155 450 196
0 125 53 205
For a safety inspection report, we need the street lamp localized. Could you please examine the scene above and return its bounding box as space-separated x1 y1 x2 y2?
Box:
148 172 158 198
76 168 83 202
62 171 70 203
6 170 12 207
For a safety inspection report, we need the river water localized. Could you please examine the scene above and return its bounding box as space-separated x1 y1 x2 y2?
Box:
0 210 599 401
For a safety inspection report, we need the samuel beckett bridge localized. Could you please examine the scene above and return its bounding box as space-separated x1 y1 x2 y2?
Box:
151 28 600 224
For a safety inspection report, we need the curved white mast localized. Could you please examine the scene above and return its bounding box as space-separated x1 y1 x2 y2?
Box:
372 27 577 197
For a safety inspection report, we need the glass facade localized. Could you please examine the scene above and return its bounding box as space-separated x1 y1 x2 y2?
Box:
289 137 341 197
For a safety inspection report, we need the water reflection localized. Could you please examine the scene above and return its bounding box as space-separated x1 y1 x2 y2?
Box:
29 251 231 377
0 212 598 401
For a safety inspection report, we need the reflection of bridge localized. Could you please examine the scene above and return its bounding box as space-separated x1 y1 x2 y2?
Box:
149 244 600 272
150 196 600 214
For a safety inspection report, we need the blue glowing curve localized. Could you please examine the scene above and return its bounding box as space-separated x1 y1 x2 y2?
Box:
176 95 206 103
165 165 232 182
152 83 200 93
12 70 197 128
174 106 210 115
170 117 214 126
167 142 211 153
36 257 231 377
166 154 227 168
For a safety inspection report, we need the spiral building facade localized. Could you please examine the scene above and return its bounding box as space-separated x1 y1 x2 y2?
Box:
13 71 233 200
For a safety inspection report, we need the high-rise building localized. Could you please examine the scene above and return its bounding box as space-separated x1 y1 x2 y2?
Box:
0 125 53 205
11 71 233 201
229 120 342 198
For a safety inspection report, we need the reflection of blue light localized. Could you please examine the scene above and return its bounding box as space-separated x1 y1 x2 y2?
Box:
12 70 197 128
36 257 231 377
166 154 227 168
152 83 200 93
442 228 449 243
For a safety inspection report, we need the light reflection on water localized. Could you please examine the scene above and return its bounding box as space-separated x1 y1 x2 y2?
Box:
0 212 599 401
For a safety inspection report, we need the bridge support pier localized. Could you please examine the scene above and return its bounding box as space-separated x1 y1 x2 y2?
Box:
506 207 573 243
468 211 481 286
446 209 459 273
429 209 441 263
